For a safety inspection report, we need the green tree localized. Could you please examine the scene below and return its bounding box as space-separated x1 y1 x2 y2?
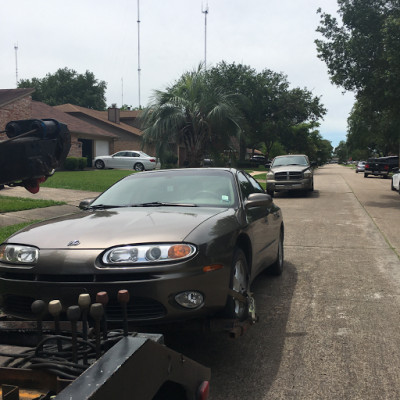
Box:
315 0 400 153
334 140 349 163
18 67 107 110
140 66 242 168
206 62 326 159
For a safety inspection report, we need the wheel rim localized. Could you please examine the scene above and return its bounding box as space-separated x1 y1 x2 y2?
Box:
134 163 144 171
232 259 248 318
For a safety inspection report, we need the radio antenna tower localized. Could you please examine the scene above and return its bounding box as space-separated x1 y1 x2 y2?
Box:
137 0 142 108
202 2 209 69
14 43 19 87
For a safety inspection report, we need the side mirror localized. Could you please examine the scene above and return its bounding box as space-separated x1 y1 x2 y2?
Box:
264 163 271 169
244 193 272 209
393 167 399 173
79 199 94 209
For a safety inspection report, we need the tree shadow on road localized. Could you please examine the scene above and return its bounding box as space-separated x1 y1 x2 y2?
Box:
161 261 298 399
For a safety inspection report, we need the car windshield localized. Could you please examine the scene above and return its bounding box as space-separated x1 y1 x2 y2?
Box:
91 169 238 208
272 155 308 167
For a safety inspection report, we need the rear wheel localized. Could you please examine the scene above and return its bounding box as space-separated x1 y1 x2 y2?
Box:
224 248 250 321
364 173 368 178
95 160 105 169
268 230 284 276
134 163 144 171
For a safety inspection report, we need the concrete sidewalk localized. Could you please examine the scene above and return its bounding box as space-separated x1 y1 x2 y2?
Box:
0 186 100 228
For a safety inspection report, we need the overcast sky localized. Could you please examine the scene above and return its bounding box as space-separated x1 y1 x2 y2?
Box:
1 0 355 147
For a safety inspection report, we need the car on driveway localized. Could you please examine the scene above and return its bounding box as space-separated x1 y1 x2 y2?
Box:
0 168 284 325
266 154 315 196
93 150 157 171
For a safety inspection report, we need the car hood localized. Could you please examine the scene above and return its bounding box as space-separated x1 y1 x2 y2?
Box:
271 165 310 172
7 207 228 249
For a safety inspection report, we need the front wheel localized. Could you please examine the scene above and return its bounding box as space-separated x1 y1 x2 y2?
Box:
134 163 144 171
224 248 250 321
268 230 284 276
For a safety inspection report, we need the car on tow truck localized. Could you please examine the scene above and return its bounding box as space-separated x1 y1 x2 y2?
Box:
0 168 284 329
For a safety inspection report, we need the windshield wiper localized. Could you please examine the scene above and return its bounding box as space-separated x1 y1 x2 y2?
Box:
130 202 198 207
87 204 125 210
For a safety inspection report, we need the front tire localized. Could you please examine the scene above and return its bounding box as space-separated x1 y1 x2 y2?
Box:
268 230 284 276
224 248 250 321
95 160 105 169
134 163 144 171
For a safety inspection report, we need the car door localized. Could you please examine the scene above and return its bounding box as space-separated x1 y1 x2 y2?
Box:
237 172 278 276
109 151 126 168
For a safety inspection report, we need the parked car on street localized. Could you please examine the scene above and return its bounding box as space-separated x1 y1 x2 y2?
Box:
364 156 399 178
355 161 366 173
266 154 315 196
0 168 284 325
93 150 157 171
391 169 400 192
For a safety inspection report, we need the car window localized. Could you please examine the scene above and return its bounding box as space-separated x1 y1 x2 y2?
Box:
272 155 308 167
245 173 264 193
92 170 238 207
132 152 140 157
237 172 254 201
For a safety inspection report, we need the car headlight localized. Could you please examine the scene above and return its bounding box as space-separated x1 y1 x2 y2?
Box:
0 244 39 265
267 171 274 178
303 170 312 178
102 243 197 266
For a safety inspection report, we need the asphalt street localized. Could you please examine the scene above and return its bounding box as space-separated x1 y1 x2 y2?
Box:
164 164 400 399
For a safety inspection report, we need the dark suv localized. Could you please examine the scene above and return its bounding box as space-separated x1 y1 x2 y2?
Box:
364 156 399 178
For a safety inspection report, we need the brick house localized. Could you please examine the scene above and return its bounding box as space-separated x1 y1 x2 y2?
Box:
0 89 158 166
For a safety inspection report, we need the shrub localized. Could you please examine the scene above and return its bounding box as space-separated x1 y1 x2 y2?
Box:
64 157 88 170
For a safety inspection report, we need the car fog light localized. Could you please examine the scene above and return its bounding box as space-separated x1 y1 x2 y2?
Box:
175 291 204 309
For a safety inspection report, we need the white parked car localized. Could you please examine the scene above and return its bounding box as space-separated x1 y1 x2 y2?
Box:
391 169 400 192
93 150 157 171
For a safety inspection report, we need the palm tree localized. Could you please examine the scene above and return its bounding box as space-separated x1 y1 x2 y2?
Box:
140 66 242 167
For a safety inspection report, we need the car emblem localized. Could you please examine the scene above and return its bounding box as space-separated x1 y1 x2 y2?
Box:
67 240 81 247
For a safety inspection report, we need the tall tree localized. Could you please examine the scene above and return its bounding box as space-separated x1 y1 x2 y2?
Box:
140 66 242 167
315 0 400 153
206 61 326 159
18 67 107 110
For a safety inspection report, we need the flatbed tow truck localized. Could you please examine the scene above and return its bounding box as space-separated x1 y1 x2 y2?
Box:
0 119 257 399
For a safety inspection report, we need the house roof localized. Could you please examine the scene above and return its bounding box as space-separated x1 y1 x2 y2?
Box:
55 104 143 137
32 101 117 139
0 88 35 107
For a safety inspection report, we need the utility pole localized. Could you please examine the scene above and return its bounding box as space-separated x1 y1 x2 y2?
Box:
14 43 18 87
202 3 209 69
137 0 141 108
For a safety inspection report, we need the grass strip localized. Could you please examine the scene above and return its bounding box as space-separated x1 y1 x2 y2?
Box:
0 196 65 213
0 221 40 243
41 170 133 192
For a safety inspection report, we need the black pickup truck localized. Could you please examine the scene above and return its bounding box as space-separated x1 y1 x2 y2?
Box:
364 156 399 178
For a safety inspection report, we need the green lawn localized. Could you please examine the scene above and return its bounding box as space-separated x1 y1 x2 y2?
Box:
0 221 40 243
41 170 134 192
0 196 65 213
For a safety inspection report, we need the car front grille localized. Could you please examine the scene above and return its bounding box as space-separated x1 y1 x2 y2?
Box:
2 295 166 322
275 171 303 181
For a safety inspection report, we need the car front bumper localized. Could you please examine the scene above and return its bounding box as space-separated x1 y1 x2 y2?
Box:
0 255 231 323
267 178 312 192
